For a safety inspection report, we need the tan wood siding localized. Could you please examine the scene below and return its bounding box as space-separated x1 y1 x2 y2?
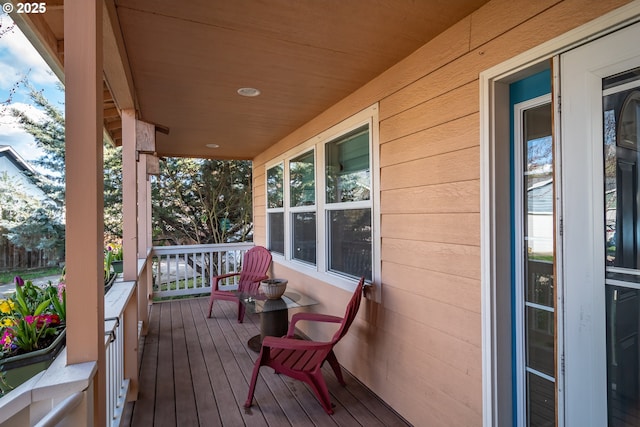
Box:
381 180 480 214
251 0 632 424
381 147 480 190
382 212 480 246
382 261 480 315
380 113 479 167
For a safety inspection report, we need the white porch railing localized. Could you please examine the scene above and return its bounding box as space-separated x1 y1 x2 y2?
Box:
0 243 250 425
0 349 96 426
151 242 255 299
0 279 136 427
104 280 135 427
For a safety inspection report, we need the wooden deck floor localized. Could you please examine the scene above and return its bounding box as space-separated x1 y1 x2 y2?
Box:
122 297 411 427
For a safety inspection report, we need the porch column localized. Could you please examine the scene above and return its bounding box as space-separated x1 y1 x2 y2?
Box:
121 109 139 400
64 1 105 425
137 153 153 330
121 109 138 280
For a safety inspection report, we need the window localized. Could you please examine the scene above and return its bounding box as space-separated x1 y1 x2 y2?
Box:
325 127 372 280
264 104 379 288
290 151 316 264
266 162 284 254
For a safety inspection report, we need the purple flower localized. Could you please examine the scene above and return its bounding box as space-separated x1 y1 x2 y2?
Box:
1 329 14 350
14 276 24 287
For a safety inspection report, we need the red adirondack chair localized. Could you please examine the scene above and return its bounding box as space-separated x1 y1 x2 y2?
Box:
245 276 365 414
207 246 272 323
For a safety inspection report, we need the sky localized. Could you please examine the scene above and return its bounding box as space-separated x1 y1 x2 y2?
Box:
0 13 63 161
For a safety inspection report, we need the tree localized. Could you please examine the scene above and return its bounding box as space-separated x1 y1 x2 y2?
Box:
8 83 124 248
152 158 253 245
11 84 66 208
8 81 252 252
103 144 123 240
0 172 64 259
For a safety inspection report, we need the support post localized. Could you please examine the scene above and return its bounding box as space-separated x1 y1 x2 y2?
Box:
137 153 153 330
64 1 105 425
121 109 140 400
122 110 138 281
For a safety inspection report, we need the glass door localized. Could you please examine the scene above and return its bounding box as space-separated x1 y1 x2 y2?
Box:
560 21 640 425
603 69 640 426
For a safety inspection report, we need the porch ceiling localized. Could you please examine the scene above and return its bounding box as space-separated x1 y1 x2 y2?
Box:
15 0 491 160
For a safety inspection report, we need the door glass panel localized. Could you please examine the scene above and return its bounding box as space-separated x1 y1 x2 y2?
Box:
520 100 556 426
527 373 556 427
603 68 640 426
526 306 555 377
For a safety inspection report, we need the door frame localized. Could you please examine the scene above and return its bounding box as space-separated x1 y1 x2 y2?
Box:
480 2 640 426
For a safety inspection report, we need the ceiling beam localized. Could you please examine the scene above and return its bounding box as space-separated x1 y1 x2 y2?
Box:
104 107 120 119
105 119 122 132
102 0 137 111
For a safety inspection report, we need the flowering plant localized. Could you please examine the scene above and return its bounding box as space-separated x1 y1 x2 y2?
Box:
0 276 66 358
106 243 123 262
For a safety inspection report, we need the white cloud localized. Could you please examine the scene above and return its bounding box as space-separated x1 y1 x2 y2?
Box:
0 102 46 160
0 15 61 162
0 14 60 90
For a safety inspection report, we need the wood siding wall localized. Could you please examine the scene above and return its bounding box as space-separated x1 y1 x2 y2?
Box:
252 0 631 425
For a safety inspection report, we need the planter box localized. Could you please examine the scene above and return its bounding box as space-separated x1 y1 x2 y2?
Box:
111 260 123 273
0 329 66 394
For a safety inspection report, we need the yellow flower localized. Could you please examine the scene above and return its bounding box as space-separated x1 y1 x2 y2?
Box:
0 299 14 314
1 317 13 327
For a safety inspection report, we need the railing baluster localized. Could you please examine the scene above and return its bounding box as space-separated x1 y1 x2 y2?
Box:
150 243 254 298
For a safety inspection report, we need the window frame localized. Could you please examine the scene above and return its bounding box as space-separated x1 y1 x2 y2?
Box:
264 103 380 293
266 162 285 255
289 148 317 265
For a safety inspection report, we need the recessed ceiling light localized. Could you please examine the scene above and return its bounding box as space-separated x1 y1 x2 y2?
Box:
206 143 220 149
237 87 261 97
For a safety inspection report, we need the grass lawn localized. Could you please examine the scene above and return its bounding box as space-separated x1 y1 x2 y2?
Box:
0 267 62 285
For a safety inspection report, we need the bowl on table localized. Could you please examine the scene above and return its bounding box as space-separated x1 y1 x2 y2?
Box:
260 279 288 299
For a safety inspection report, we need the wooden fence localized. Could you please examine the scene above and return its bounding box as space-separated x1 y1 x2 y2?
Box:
0 235 59 272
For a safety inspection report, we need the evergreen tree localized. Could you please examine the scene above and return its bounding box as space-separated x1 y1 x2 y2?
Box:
11 84 66 208
9 83 124 248
152 158 253 245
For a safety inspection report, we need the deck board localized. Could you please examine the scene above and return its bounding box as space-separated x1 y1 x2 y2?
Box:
123 297 412 427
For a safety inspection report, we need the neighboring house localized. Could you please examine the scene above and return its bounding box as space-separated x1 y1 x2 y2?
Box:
9 1 640 426
0 145 46 200
0 145 52 271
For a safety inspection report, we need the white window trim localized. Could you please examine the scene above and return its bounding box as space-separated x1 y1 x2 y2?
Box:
480 3 640 426
265 103 380 295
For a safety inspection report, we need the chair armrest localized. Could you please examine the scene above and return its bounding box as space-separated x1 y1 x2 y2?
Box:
287 313 343 338
212 272 240 291
262 335 331 351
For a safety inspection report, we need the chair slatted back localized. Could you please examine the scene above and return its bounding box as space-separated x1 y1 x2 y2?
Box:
331 277 365 344
238 246 272 293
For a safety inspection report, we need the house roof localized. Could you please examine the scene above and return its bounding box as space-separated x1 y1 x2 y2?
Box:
528 179 553 214
0 144 37 175
9 0 491 160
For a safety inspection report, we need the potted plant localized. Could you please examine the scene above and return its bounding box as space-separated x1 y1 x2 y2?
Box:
0 276 66 395
106 242 123 274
